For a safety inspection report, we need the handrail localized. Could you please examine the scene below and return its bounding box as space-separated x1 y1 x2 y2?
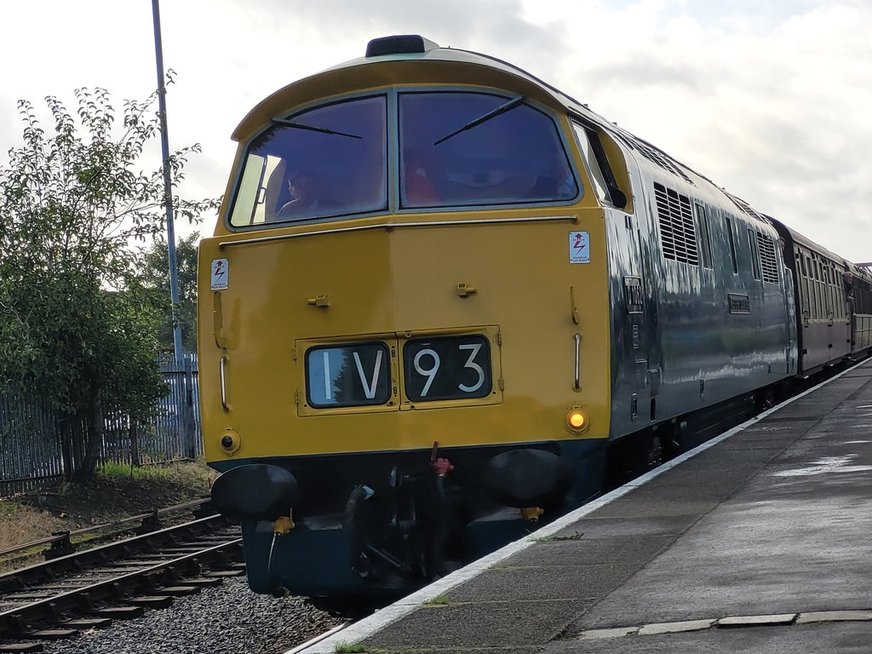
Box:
219 214 579 249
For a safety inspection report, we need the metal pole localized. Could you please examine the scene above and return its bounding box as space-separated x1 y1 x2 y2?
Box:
152 0 184 361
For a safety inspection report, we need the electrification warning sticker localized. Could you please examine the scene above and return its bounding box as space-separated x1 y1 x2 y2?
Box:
569 231 590 264
211 258 229 290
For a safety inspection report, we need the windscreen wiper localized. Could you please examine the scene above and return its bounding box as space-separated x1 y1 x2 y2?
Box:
433 95 525 146
272 117 362 140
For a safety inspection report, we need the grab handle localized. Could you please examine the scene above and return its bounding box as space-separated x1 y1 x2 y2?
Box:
574 333 582 391
219 356 230 412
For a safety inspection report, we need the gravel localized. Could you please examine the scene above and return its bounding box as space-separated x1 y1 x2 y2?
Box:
40 576 345 654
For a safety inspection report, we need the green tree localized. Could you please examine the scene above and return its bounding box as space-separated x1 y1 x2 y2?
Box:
0 87 219 481
135 232 200 353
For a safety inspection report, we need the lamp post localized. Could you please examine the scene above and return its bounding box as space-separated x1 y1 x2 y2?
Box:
152 0 184 362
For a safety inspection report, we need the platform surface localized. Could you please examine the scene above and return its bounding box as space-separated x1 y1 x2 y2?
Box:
304 358 872 653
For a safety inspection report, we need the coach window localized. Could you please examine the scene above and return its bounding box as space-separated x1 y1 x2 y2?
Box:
399 91 578 208
798 255 810 315
834 267 844 320
229 96 387 227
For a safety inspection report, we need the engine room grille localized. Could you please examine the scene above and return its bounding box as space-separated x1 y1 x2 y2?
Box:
654 182 699 265
636 141 695 186
756 233 780 284
611 130 695 186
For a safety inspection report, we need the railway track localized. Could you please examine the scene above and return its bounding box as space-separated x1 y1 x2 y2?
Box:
283 622 352 654
0 514 242 652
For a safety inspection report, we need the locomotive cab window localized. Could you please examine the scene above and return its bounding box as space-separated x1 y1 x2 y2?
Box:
229 96 388 226
571 123 612 205
399 91 579 208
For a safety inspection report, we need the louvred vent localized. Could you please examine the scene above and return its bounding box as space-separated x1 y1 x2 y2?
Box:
757 232 780 284
654 182 699 265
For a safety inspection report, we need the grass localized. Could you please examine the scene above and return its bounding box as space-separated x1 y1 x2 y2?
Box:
423 594 450 606
97 459 216 485
97 461 174 481
0 501 68 552
529 531 584 543
334 643 367 653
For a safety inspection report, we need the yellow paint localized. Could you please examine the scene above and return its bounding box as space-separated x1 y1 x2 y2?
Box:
520 507 545 521
199 56 616 463
272 514 295 534
199 208 611 460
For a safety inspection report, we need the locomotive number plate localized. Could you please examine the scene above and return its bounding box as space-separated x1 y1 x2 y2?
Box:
403 335 492 402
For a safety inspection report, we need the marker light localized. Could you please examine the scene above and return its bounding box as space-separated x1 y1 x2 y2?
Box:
219 430 241 455
566 408 589 432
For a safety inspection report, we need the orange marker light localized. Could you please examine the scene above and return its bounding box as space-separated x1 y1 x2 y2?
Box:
566 409 588 432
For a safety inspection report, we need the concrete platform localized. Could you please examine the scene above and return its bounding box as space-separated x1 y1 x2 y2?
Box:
301 358 872 653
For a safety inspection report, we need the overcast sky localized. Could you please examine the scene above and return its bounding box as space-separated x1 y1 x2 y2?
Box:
0 0 869 262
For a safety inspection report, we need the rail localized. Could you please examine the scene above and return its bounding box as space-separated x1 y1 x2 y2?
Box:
0 497 212 561
0 514 241 639
284 623 351 654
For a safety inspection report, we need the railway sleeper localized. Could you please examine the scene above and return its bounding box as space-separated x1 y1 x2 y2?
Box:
43 533 74 561
155 586 200 597
0 642 44 653
21 629 77 641
91 606 144 620
126 595 173 609
60 617 112 630
175 577 222 588
203 570 244 578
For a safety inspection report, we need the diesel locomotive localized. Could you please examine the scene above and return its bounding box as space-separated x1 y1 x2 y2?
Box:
199 35 872 603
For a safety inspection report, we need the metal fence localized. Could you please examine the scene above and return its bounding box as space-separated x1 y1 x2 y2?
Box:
0 356 201 496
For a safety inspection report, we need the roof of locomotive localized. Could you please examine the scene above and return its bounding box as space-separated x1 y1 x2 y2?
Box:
245 39 741 194
231 36 858 260
230 36 713 204
231 35 598 142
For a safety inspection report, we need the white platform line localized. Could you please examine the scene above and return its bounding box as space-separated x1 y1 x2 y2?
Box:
295 358 871 653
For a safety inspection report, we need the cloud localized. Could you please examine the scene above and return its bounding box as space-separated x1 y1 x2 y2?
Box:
0 0 868 262
529 0 872 262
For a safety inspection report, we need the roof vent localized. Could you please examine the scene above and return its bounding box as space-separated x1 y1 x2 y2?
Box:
366 35 439 58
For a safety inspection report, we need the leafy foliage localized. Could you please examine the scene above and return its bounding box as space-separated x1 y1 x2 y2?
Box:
133 231 200 353
0 86 219 480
